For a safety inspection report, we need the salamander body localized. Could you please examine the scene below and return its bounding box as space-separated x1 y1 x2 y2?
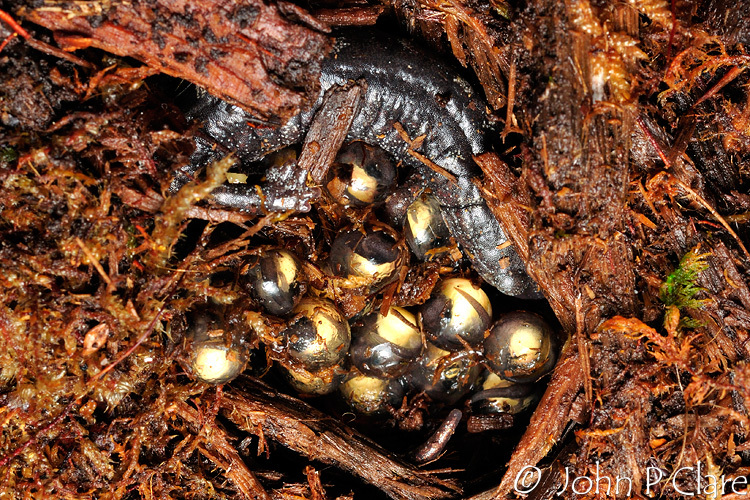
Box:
175 31 538 297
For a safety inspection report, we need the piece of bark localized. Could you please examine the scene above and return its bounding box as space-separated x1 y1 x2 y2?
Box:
18 0 331 121
175 400 272 500
472 0 642 497
300 82 363 184
312 7 386 27
221 377 461 500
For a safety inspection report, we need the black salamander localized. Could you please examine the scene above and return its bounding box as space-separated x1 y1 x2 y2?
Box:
174 31 538 298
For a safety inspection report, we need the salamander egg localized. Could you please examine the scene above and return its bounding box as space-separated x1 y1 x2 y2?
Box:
421 278 492 351
326 141 396 207
282 363 346 395
328 227 405 291
483 311 555 383
340 372 405 414
187 304 247 385
403 194 451 260
283 298 351 371
409 343 480 404
350 306 422 377
471 373 539 415
239 249 306 316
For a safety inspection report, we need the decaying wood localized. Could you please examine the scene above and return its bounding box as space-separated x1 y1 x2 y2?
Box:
467 0 750 497
178 401 272 500
221 378 461 500
469 343 587 500
470 0 638 495
300 82 363 184
312 6 386 27
17 0 331 121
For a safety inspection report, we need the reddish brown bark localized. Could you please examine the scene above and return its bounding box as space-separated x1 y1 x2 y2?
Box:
19 0 331 121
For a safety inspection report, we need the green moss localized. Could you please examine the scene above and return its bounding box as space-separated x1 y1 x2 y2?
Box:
659 247 709 310
1 146 18 164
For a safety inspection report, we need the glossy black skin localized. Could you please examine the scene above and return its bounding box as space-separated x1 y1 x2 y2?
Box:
174 31 537 297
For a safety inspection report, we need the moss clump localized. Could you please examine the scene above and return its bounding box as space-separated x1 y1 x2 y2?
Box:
0 146 17 163
659 247 709 311
659 247 710 332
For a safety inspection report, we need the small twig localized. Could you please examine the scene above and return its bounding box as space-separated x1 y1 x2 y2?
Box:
183 206 256 225
312 6 385 26
692 65 745 109
75 237 114 292
0 32 17 53
574 294 592 404
300 82 363 184
501 55 522 139
407 149 458 185
0 8 94 67
666 0 677 59
393 122 458 185
222 378 461 500
305 466 328 500
195 410 272 500
25 38 93 67
658 173 750 262
413 409 463 464
0 9 31 39
635 115 672 167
